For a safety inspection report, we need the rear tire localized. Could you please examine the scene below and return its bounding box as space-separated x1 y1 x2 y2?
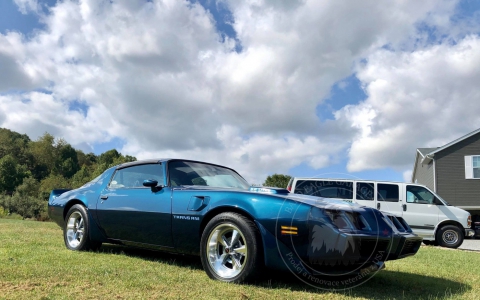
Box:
64 204 101 251
436 225 463 248
200 212 262 283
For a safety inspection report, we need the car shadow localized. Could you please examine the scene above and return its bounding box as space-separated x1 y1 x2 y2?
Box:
97 244 204 270
254 269 469 299
95 245 469 299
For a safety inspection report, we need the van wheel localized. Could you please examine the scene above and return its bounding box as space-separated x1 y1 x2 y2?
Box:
436 225 463 248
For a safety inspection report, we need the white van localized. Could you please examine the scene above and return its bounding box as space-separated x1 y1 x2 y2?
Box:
287 178 474 248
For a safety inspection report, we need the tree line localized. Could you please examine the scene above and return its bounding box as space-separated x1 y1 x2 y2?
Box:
0 128 135 219
0 127 293 220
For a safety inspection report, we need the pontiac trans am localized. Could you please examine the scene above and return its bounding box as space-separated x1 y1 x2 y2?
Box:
48 159 422 283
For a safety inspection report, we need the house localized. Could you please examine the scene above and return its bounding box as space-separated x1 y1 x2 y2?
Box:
411 128 480 220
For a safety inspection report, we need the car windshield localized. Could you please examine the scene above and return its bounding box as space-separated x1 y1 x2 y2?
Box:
168 161 250 189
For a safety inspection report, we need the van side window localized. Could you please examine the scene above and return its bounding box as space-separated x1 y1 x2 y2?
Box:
294 180 353 199
356 182 374 200
406 185 436 204
377 184 399 202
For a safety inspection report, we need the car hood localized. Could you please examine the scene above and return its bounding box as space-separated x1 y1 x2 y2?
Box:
179 185 362 210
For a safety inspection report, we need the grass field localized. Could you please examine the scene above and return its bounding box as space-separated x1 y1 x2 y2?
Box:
0 218 479 299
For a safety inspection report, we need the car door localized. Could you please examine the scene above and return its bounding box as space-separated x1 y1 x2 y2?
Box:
401 184 440 238
95 163 173 247
375 182 403 216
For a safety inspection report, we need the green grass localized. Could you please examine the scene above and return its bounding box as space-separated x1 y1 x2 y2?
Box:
0 218 479 300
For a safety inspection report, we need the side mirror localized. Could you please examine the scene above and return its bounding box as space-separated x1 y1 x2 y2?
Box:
143 179 163 192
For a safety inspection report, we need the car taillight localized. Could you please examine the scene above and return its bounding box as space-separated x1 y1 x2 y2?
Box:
287 185 291 192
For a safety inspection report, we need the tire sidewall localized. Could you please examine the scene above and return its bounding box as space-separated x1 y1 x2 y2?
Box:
200 213 259 283
64 204 89 251
436 225 463 248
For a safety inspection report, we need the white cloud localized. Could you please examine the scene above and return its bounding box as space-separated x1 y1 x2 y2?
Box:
1 0 474 181
13 0 40 14
339 35 480 172
403 170 413 183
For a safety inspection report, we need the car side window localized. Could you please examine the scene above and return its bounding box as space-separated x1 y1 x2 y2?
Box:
406 185 435 204
109 164 164 189
377 183 399 202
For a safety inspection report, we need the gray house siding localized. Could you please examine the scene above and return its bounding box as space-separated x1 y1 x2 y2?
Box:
412 153 435 191
435 133 480 207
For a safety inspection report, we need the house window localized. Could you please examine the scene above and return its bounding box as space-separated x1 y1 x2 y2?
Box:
474 156 480 178
465 155 480 179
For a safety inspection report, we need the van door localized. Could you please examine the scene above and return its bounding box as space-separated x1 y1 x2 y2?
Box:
355 181 376 208
376 183 403 216
402 184 440 238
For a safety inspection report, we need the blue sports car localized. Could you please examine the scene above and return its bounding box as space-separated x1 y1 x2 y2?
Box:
48 159 422 284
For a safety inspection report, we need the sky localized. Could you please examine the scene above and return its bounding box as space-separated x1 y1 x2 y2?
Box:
1 0 480 184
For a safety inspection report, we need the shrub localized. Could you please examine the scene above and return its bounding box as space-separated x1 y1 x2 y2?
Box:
0 205 6 217
0 193 47 220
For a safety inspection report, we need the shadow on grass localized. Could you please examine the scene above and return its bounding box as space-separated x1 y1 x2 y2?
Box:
95 245 469 299
97 244 204 270
255 269 470 299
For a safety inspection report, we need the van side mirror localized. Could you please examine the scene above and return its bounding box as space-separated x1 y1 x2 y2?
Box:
143 179 163 192
433 197 443 205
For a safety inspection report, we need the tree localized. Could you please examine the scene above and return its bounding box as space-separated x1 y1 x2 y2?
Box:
56 142 79 178
0 155 28 194
71 165 93 188
263 174 292 189
39 174 71 200
98 149 121 165
15 177 40 198
0 128 31 164
28 132 56 179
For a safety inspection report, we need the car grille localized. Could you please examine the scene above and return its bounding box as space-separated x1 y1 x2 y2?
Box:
399 239 422 257
359 239 390 259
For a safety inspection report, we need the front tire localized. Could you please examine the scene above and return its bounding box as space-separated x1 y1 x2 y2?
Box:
64 204 101 251
436 225 463 248
200 212 262 283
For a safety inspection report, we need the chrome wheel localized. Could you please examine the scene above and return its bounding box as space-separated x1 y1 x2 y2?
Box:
206 223 247 279
442 229 459 245
66 212 85 248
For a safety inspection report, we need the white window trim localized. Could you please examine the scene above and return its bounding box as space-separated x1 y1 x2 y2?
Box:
465 155 480 179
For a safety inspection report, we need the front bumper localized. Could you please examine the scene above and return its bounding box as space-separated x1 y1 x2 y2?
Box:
387 233 423 260
303 232 422 273
466 228 475 237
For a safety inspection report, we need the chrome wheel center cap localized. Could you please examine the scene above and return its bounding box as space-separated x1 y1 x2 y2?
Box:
225 248 230 254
